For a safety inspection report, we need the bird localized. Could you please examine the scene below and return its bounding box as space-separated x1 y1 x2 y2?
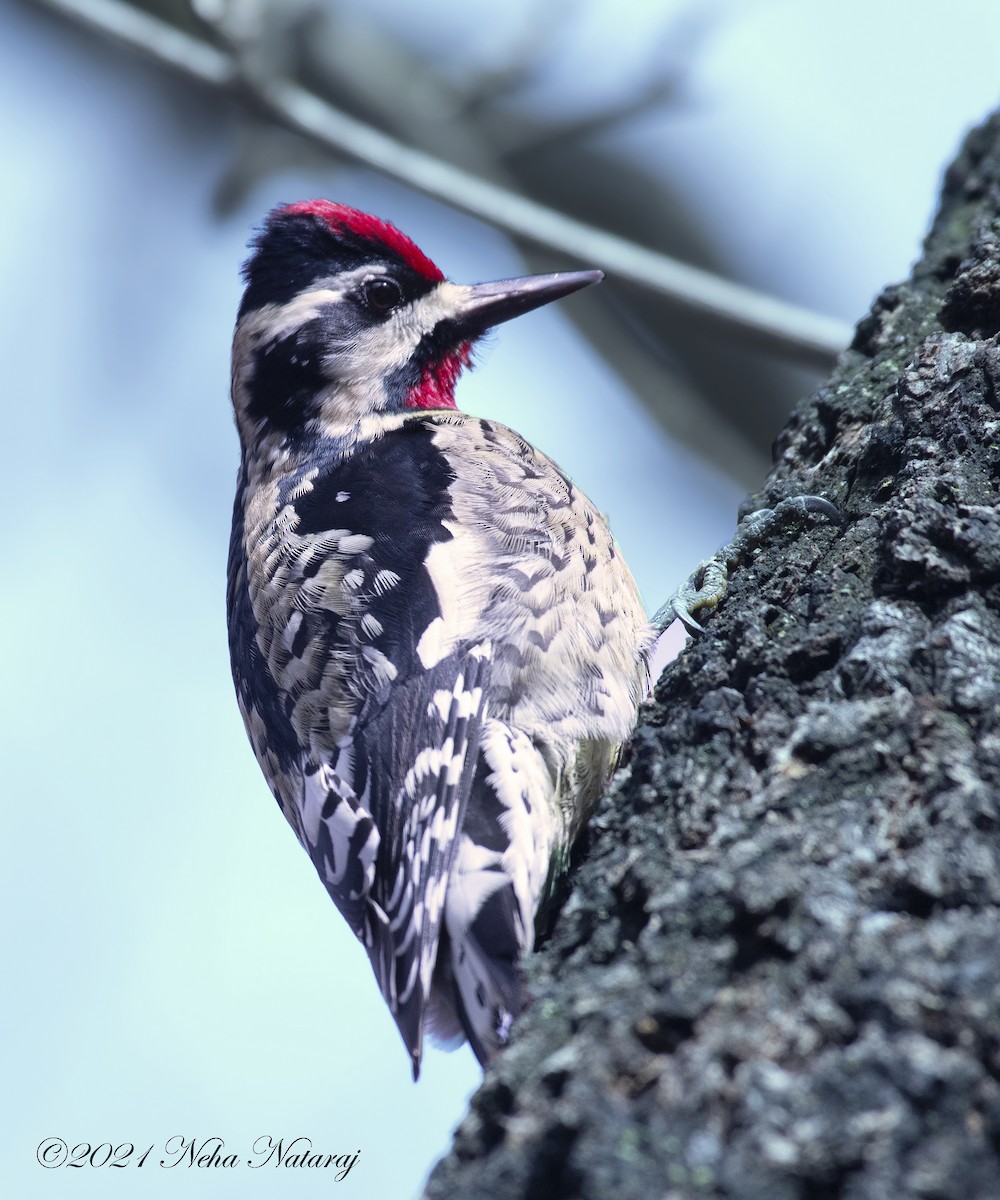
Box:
226 200 654 1079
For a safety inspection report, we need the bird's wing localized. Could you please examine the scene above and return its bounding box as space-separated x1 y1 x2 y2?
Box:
361 643 491 1070
295 644 490 1075
259 422 496 1071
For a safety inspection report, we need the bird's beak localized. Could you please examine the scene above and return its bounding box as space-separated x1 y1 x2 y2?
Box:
452 269 604 336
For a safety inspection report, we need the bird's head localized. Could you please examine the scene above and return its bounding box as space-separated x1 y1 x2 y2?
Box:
231 200 602 455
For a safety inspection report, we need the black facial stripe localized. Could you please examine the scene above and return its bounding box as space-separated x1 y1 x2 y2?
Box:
239 213 438 318
383 320 464 406
244 322 328 435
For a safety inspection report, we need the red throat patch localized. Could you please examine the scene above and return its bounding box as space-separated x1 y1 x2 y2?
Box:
282 200 445 283
404 344 472 411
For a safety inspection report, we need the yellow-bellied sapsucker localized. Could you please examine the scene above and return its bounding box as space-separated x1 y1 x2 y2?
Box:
226 201 654 1078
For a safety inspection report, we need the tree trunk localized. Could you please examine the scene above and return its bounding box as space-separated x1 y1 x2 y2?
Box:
423 113 1000 1200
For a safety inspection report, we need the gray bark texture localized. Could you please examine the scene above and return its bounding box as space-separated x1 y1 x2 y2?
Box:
423 113 1000 1200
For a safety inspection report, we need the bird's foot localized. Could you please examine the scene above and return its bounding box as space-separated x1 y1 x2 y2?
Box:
653 495 840 636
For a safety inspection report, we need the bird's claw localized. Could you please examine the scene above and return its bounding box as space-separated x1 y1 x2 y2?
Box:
654 494 841 636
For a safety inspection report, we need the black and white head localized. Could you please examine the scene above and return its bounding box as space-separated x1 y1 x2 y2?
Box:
231 200 603 454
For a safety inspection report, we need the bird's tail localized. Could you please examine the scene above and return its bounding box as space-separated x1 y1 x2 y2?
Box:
443 860 526 1066
429 719 558 1066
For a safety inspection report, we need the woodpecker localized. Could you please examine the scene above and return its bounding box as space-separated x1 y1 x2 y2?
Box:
226 200 654 1078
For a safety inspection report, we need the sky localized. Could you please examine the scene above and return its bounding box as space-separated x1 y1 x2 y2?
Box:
3 1 1000 1198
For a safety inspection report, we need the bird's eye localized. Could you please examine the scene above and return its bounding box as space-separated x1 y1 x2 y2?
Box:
362 277 404 314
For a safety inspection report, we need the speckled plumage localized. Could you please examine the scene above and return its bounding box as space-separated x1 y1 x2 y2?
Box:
227 202 652 1076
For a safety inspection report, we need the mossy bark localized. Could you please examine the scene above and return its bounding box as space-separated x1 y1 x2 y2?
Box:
425 113 1000 1200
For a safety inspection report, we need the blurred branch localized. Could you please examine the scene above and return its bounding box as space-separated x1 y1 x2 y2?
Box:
494 8 704 160
453 0 568 117
497 79 681 161
36 0 853 370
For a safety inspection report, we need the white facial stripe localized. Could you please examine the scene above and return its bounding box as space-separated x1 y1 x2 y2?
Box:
307 281 471 437
239 277 347 343
237 265 415 353
232 273 472 445
404 281 470 333
323 281 470 385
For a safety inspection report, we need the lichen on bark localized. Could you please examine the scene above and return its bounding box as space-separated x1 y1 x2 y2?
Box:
425 113 1000 1200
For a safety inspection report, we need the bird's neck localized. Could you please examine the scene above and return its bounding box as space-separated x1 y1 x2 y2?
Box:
403 344 472 411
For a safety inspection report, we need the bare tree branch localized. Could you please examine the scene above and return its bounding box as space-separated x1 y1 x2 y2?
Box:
35 0 853 370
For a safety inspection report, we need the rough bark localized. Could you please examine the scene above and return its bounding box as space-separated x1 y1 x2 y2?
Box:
423 114 1000 1200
